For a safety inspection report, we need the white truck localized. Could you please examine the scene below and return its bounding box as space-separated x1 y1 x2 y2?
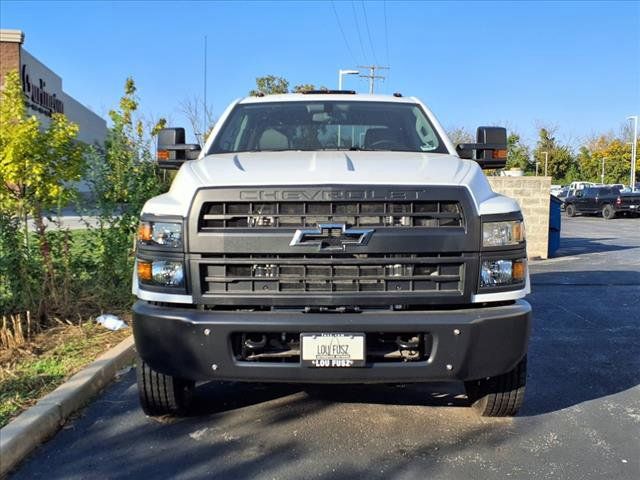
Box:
132 91 531 417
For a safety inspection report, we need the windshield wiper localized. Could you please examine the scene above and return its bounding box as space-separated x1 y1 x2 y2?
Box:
319 146 367 151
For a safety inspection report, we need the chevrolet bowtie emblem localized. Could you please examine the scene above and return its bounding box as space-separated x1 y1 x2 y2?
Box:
289 223 375 251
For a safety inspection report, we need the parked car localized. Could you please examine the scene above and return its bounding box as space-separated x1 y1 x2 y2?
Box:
131 91 532 418
564 186 640 219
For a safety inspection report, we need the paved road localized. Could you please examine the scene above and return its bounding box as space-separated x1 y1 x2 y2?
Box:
11 215 640 480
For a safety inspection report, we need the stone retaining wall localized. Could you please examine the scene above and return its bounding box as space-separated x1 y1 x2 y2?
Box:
488 176 552 259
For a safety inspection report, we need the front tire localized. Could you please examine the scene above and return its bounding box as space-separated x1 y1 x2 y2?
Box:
464 356 527 417
566 204 577 217
602 204 616 220
136 358 195 416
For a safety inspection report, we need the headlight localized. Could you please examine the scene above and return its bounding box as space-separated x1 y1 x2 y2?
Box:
480 259 526 288
138 221 182 248
482 220 525 247
137 259 185 287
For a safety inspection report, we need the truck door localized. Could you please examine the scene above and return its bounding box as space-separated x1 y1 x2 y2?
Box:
579 188 596 212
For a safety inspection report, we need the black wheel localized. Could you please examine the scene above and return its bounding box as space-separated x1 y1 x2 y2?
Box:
464 356 527 417
602 204 616 220
565 204 577 217
136 358 195 416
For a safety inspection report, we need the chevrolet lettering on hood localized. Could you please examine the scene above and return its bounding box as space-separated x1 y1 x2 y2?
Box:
239 189 425 201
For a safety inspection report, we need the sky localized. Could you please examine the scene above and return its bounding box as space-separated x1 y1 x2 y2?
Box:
1 0 639 147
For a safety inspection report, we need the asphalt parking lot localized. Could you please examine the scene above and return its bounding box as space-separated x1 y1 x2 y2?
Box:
10 215 640 480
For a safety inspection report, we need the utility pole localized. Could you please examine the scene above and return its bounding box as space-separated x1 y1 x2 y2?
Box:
601 157 606 184
628 115 638 190
358 65 389 94
542 151 549 177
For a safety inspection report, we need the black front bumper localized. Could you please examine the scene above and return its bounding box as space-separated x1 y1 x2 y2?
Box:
133 300 531 383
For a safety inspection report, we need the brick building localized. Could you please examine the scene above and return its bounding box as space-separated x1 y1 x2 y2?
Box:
0 29 107 145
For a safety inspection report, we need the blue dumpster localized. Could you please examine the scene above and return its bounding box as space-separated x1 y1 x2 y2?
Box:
548 195 562 257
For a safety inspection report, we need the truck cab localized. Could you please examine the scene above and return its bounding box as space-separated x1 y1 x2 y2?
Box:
132 92 531 417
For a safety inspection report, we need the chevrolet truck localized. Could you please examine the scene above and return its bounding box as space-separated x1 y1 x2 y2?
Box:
132 91 531 418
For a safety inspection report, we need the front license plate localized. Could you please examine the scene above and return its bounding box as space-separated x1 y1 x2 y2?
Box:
301 333 366 367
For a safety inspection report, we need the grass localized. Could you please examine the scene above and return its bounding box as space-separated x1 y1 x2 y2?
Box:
0 320 130 428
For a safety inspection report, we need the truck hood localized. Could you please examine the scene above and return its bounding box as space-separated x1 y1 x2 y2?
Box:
143 151 519 216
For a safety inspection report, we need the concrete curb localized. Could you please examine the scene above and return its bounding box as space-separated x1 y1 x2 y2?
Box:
0 335 136 476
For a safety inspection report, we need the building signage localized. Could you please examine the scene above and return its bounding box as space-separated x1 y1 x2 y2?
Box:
21 63 64 116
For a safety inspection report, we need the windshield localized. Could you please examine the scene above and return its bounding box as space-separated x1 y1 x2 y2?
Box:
209 101 448 154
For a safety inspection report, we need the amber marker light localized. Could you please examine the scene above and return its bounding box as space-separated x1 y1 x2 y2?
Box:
137 260 153 282
157 150 170 161
513 260 526 283
493 149 507 159
513 222 524 242
137 222 152 242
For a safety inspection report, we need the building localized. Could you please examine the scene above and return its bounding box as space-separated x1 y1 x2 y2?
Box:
0 29 107 145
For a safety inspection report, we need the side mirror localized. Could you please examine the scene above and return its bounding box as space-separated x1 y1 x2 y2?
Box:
455 126 508 169
156 128 201 169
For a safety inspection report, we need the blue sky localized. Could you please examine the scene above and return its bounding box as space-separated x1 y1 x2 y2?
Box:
2 0 639 146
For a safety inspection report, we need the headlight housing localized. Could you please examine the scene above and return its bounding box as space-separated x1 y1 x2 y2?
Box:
137 221 183 248
480 258 526 288
482 220 525 247
137 259 185 288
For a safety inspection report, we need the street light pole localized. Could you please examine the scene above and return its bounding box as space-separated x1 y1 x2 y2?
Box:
628 115 638 190
601 157 605 184
337 69 359 148
542 151 549 177
338 69 359 90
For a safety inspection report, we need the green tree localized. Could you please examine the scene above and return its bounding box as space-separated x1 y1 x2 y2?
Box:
292 84 316 93
86 77 169 307
506 133 532 172
577 135 635 184
249 75 290 96
0 70 86 319
446 127 474 146
532 127 576 181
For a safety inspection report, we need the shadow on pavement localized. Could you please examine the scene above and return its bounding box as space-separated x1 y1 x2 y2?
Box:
553 236 636 257
188 380 468 417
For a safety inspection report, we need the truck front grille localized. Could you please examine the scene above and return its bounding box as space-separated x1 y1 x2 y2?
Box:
198 201 464 230
200 254 464 295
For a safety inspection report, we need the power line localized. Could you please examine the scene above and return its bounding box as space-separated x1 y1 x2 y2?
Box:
330 0 358 65
360 1 378 65
351 0 368 63
358 65 389 94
